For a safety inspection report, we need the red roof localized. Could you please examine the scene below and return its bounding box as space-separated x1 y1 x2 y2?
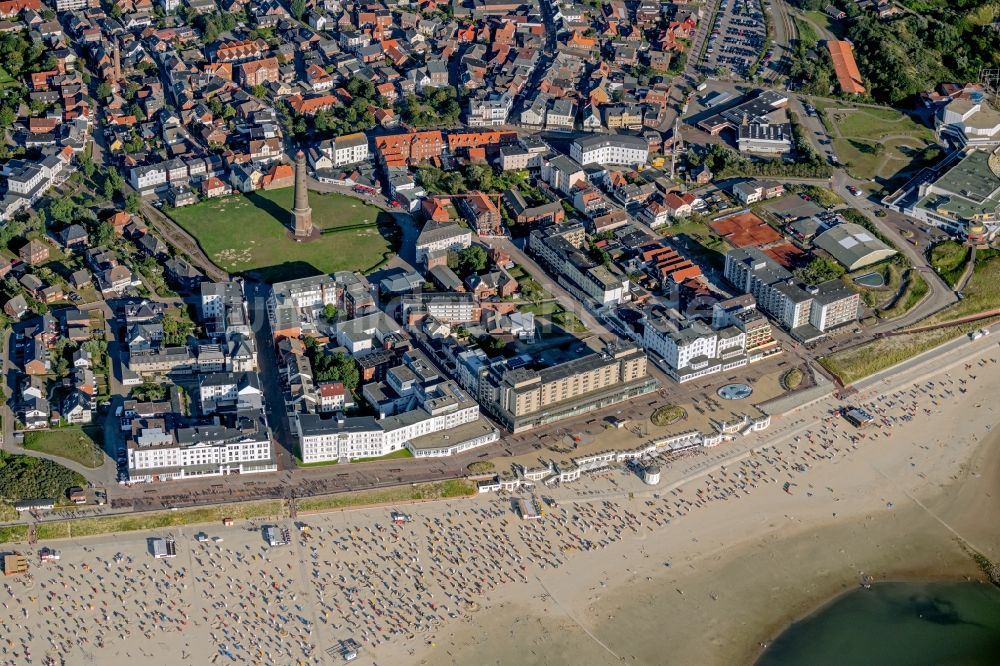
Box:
319 383 345 397
827 40 866 95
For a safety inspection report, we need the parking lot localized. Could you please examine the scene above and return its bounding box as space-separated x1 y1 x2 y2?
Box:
702 0 767 80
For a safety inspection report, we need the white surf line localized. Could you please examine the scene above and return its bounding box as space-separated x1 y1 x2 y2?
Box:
535 575 625 662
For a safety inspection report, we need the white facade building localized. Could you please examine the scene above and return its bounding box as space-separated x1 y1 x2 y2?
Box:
570 134 649 166
322 133 370 167
296 381 488 463
642 309 748 383
127 417 276 482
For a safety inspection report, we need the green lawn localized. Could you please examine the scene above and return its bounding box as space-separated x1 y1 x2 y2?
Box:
660 218 727 269
918 249 1000 325
793 16 819 48
350 448 415 463
822 251 1000 384
815 102 938 181
825 105 935 142
296 479 476 513
876 269 928 319
295 457 339 468
804 10 847 38
36 500 285 541
0 525 29 544
0 65 18 88
512 265 577 330
23 427 105 469
819 323 983 385
168 188 399 282
552 310 588 333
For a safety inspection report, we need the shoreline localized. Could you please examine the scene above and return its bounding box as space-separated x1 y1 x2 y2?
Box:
744 416 1000 664
410 339 1000 666
0 328 996 664
754 574 998 662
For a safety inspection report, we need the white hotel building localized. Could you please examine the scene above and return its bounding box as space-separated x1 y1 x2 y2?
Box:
295 381 496 462
127 417 277 482
570 134 649 167
642 309 748 383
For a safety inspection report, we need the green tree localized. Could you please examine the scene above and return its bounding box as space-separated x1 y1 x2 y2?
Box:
793 256 846 285
304 340 360 392
93 221 115 246
291 0 306 20
78 154 96 179
95 82 112 100
47 196 76 225
103 168 125 201
0 106 15 131
124 192 142 214
322 303 339 321
457 245 488 276
133 382 167 401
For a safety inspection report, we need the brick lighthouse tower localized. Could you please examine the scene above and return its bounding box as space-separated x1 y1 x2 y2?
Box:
291 150 313 237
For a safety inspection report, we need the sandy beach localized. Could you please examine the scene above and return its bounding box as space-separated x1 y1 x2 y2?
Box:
0 337 997 666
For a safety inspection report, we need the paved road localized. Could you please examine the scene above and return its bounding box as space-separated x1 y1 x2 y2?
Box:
246 281 295 472
830 171 958 332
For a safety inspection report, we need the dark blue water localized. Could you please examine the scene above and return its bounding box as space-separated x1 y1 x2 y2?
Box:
756 582 1000 666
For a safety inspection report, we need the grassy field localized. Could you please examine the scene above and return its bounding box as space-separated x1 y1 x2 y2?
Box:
878 269 929 319
822 251 1000 384
781 367 804 390
23 427 105 469
659 218 727 270
804 10 846 38
35 500 285 541
168 188 398 282
917 249 1000 325
0 66 18 89
793 16 819 47
296 480 475 514
0 525 29 544
819 323 986 385
511 264 588 334
295 458 339 468
929 241 971 288
815 101 938 181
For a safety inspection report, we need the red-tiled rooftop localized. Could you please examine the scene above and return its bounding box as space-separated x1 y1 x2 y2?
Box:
827 40 866 95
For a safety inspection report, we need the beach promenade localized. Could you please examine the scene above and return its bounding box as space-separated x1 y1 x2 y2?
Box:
0 333 997 665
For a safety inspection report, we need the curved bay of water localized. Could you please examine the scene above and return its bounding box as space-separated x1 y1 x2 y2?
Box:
756 581 1000 666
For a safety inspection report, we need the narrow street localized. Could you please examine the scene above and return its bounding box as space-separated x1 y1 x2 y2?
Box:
246 280 295 471
480 236 615 340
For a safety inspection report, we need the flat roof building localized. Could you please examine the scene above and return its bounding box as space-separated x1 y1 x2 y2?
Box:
909 148 1000 235
481 341 659 432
